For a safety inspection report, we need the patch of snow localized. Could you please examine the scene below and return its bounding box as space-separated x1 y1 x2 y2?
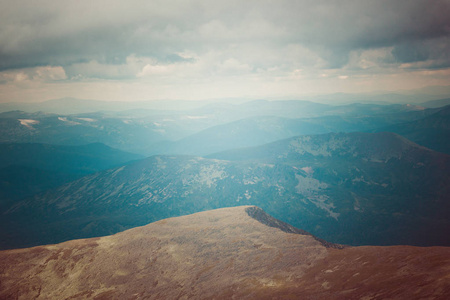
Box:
153 128 166 134
155 157 166 169
295 174 339 220
289 135 355 157
111 166 125 177
308 195 340 220
77 117 96 122
352 176 367 184
58 117 80 125
295 174 328 194
290 138 332 156
186 115 208 119
352 176 387 187
194 164 227 187
301 166 314 175
18 119 39 129
243 176 261 185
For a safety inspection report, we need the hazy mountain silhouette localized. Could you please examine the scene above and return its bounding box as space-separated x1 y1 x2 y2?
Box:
376 105 450 154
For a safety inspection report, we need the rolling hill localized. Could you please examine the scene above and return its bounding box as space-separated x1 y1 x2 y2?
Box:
1 206 449 299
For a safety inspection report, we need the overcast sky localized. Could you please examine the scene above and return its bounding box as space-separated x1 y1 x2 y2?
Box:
1 0 450 102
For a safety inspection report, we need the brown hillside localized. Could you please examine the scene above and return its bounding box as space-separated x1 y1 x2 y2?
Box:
1 206 449 299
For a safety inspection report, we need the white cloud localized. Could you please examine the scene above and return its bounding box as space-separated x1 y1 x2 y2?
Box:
35 66 67 81
0 66 67 85
138 63 177 77
0 0 449 102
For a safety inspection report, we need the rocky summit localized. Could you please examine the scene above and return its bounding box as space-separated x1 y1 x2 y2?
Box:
1 206 449 299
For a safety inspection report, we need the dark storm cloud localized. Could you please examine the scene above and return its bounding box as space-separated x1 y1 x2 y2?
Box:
277 0 450 67
1 0 449 77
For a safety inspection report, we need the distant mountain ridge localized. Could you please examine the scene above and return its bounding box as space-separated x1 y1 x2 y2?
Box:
0 100 443 156
420 98 450 108
146 104 440 156
0 97 233 114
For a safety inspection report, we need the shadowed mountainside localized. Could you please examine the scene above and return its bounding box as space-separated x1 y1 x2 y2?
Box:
0 142 142 208
0 206 449 299
376 105 450 154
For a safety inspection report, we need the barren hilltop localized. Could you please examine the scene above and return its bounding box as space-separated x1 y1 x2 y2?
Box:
1 206 449 299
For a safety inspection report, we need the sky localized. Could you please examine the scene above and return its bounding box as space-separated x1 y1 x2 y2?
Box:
0 0 450 103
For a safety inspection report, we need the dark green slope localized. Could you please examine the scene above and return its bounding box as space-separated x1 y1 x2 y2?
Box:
0 142 142 209
0 142 142 174
420 97 450 108
0 165 76 210
375 105 450 154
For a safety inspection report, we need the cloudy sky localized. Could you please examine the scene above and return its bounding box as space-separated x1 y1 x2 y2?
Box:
1 0 450 102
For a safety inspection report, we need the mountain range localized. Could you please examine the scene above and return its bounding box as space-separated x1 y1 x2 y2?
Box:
1 99 444 157
2 132 449 249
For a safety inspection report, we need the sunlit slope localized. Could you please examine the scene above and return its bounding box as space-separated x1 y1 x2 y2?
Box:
2 132 449 249
1 206 449 299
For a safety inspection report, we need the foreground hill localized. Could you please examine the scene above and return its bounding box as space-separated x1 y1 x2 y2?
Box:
3 132 449 249
0 206 449 299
